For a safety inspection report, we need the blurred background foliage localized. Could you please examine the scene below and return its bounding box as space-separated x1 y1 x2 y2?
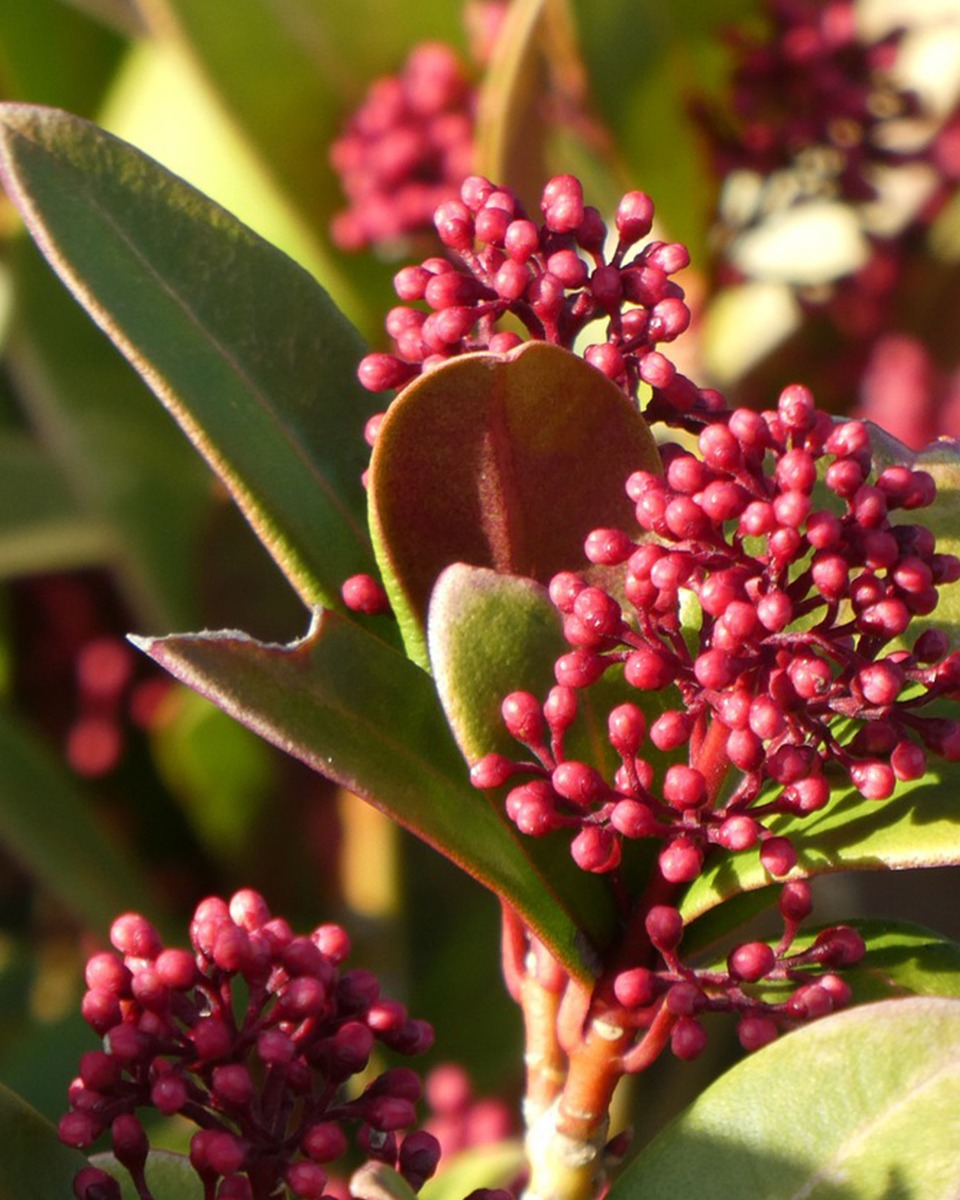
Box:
1 0 960 1157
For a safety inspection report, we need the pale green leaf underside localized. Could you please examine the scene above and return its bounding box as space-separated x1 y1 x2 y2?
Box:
91 1150 202 1200
682 765 960 926
612 997 960 1200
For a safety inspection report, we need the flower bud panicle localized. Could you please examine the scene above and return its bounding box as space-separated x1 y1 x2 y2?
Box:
61 892 436 1200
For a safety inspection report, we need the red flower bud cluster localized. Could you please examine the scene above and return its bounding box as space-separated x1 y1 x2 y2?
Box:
472 385 960 887
693 0 919 209
60 893 438 1200
358 176 717 427
330 43 475 252
612 887 865 1064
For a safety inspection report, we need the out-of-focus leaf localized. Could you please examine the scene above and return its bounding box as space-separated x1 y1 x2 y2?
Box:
136 0 462 223
7 238 211 629
135 609 609 979
135 0 465 336
573 0 755 257
97 38 357 324
369 342 658 666
681 765 960 929
0 431 111 577
351 1163 419 1200
0 0 124 116
609 997 960 1200
474 0 598 210
150 688 274 861
0 104 379 614
0 705 158 934
91 1151 202 1200
0 1082 87 1200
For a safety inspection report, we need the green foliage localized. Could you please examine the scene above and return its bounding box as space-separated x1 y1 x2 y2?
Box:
91 1151 202 1200
611 997 960 1200
0 1083 87 1200
0 3 958 1198
0 103 378 613
135 611 606 977
0 705 158 933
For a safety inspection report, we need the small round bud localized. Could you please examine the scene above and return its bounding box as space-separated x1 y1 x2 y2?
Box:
671 1016 708 1061
727 941 776 982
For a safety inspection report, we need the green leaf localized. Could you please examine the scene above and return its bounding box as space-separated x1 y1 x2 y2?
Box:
0 0 124 116
420 1142 526 1200
8 238 211 627
610 997 960 1200
149 689 274 862
870 428 960 646
135 609 606 979
0 1081 87 1200
91 1151 202 1200
136 0 463 232
429 564 566 762
0 705 159 934
0 102 378 612
135 0 466 338
0 431 111 577
846 920 960 1000
681 764 960 928
429 563 617 943
369 342 659 666
573 0 754 259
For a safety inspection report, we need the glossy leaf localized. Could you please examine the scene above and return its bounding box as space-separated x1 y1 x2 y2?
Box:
9 238 211 627
694 918 960 1004
0 705 159 934
91 1151 202 1200
369 341 659 665
681 765 960 927
870 427 960 645
429 564 617 944
0 431 111 578
0 103 377 612
847 920 960 1000
135 609 605 979
0 1081 87 1200
610 997 960 1200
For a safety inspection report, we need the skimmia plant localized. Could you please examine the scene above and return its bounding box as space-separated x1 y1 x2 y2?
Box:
1 3 960 1200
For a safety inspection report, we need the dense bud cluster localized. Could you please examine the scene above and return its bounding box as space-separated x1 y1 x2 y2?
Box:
472 384 960 888
358 175 717 427
330 43 475 252
694 0 918 207
60 893 438 1200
